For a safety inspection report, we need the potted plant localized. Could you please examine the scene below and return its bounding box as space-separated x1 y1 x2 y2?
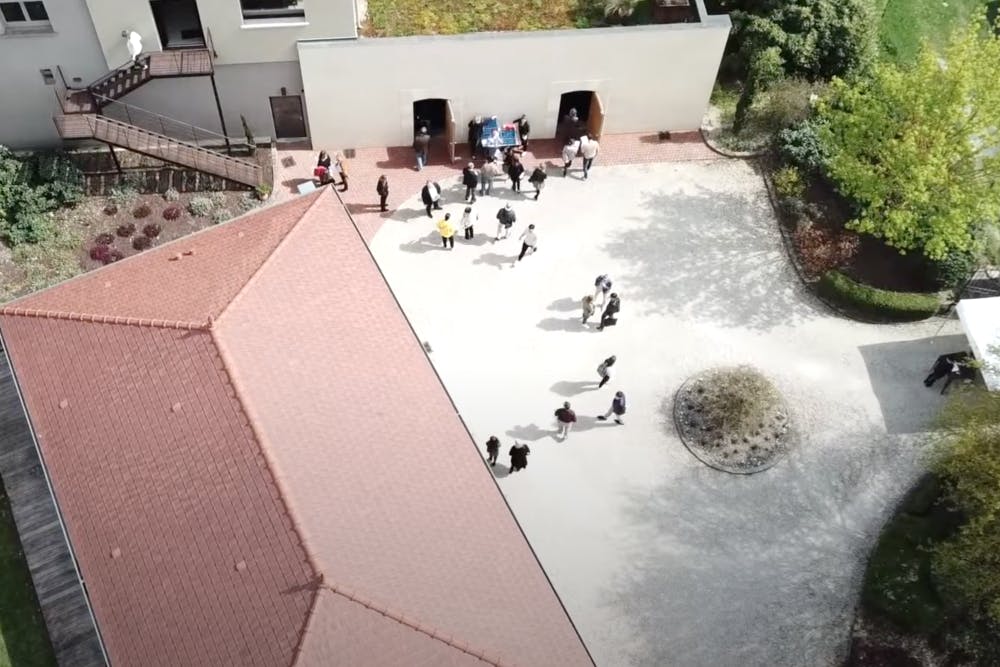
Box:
255 183 272 202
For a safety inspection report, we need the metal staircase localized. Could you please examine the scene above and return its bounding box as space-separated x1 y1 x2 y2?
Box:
52 50 260 187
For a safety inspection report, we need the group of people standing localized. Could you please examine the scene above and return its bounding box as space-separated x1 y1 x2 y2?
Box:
315 150 349 192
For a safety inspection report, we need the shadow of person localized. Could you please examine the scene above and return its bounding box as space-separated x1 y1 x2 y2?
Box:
473 252 514 269
505 423 554 441
537 317 590 332
550 380 597 397
399 232 445 254
548 297 579 312
491 464 511 479
461 235 491 247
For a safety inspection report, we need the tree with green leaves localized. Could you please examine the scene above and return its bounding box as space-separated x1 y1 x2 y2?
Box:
733 46 784 135
817 19 1000 260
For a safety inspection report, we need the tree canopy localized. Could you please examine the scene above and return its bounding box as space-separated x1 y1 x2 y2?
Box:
817 19 1000 260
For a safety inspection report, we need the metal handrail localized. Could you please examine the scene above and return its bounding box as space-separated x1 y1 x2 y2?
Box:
86 55 150 91
91 94 245 149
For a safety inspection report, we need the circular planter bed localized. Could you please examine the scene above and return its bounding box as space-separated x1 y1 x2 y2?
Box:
673 366 793 474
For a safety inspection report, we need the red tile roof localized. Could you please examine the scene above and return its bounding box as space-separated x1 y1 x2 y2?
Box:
0 188 592 667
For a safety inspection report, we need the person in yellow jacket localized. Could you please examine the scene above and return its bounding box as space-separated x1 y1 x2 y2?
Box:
437 212 456 250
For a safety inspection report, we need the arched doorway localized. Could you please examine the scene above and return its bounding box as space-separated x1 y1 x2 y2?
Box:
557 90 605 142
412 98 456 162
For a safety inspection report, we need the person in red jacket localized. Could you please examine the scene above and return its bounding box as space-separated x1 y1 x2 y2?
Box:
554 401 577 440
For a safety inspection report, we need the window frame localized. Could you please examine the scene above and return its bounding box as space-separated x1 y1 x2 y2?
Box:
239 0 304 22
0 0 51 32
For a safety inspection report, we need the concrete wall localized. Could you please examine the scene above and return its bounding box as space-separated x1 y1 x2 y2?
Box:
83 0 356 69
0 0 108 149
297 20 731 150
121 61 304 140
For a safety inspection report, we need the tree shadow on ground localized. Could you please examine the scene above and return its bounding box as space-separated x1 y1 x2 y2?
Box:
858 334 967 434
603 426 928 667
603 180 822 331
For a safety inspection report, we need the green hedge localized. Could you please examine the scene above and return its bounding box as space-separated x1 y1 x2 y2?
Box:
817 270 940 321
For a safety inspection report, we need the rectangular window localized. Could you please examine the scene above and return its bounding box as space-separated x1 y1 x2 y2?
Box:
240 0 303 21
40 68 54 84
0 0 50 30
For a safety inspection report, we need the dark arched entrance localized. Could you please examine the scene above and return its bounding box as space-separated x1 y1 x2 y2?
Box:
556 90 605 142
412 98 456 162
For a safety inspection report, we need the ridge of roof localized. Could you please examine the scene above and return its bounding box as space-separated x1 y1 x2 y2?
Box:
217 188 331 321
207 326 323 580
0 306 209 330
294 582 506 667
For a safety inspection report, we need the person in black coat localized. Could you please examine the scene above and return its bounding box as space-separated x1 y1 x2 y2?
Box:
515 115 531 150
528 165 547 200
597 293 620 331
468 115 484 158
485 436 500 466
421 180 443 218
376 175 389 212
508 157 525 193
509 442 530 473
462 162 479 203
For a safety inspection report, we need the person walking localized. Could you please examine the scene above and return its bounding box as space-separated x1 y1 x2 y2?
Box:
461 206 477 240
334 153 349 192
376 175 389 212
597 293 621 331
581 135 600 180
421 180 442 218
597 391 627 425
554 401 577 440
515 114 531 150
562 136 580 177
514 224 538 266
462 162 479 203
528 165 547 200
596 355 617 389
508 157 525 194
593 274 612 307
316 150 333 185
509 441 531 473
413 127 430 170
481 159 500 196
495 203 515 241
485 435 501 466
437 213 456 250
581 295 596 325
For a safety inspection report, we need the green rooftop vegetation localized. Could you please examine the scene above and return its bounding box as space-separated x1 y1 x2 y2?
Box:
362 0 659 37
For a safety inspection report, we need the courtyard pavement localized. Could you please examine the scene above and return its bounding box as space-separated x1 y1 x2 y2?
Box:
365 158 963 667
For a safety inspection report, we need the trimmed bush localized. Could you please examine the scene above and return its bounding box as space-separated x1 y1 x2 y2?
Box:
132 235 152 251
163 187 180 202
132 203 152 219
210 208 231 225
89 245 123 265
817 270 940 320
94 232 115 245
116 222 136 237
162 205 182 220
773 166 805 200
778 120 827 173
142 223 161 238
188 196 213 217
208 191 227 208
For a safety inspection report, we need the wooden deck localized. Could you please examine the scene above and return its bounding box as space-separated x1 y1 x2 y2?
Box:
0 339 107 667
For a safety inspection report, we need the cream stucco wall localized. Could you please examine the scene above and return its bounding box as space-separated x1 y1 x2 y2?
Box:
297 20 731 150
0 0 108 148
83 0 356 69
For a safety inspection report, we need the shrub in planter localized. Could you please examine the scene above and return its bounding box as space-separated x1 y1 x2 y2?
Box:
142 223 161 238
163 187 180 202
779 196 806 218
255 183 272 201
116 222 136 237
237 192 258 213
210 208 232 225
95 232 115 245
162 205 182 221
132 203 152 219
132 235 152 251
773 166 805 200
89 245 123 264
188 196 213 217
32 152 85 206
778 120 827 174
208 191 227 208
817 270 940 320
108 184 138 208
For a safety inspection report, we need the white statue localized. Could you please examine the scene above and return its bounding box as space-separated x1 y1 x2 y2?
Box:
123 30 146 70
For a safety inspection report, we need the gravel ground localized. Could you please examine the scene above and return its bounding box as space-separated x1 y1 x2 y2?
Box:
368 159 963 667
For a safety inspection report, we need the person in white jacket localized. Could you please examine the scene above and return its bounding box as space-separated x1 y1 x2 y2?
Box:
123 30 147 70
561 137 580 177
460 206 478 240
581 135 600 180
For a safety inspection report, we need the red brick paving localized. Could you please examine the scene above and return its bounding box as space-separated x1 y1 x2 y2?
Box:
274 132 717 241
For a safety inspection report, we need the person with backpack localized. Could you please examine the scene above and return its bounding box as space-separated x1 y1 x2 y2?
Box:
462 162 479 203
509 441 531 473
596 355 617 389
597 391 627 425
597 293 621 331
495 203 516 241
528 164 547 200
376 175 389 212
554 401 577 440
485 435 501 466
593 274 612 307
421 180 442 218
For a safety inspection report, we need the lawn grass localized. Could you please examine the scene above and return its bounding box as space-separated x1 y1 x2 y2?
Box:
0 484 56 667
363 0 614 36
876 0 993 65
